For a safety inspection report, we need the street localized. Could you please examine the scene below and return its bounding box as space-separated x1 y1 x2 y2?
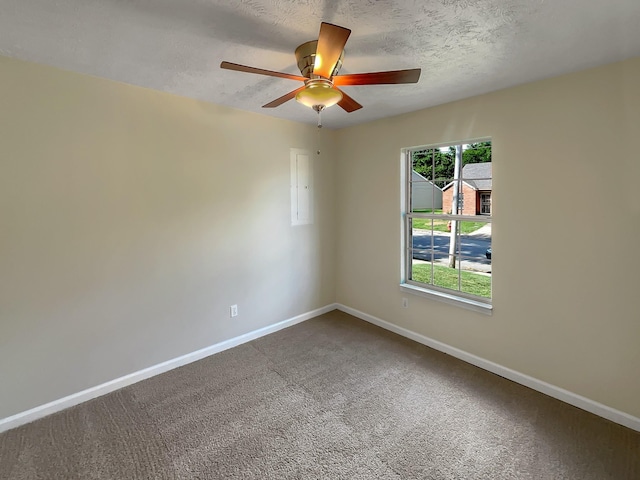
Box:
412 229 491 272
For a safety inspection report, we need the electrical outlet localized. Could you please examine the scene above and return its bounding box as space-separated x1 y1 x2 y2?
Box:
230 304 238 317
402 297 409 308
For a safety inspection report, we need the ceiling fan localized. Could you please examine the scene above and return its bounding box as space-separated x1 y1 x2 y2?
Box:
220 22 421 115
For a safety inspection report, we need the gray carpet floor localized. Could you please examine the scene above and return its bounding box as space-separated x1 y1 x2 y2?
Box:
1 310 639 479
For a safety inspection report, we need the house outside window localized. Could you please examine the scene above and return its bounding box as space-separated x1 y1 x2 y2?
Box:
401 140 492 311
442 162 493 216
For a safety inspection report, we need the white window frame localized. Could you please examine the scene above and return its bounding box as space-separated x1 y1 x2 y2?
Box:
400 140 493 313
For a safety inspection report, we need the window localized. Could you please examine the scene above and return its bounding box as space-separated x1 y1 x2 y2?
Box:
401 140 492 311
480 193 491 215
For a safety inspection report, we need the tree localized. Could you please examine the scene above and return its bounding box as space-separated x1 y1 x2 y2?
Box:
462 141 491 165
412 148 455 188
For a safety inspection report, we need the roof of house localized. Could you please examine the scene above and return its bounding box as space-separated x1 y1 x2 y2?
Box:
442 162 492 191
411 170 443 190
463 162 492 190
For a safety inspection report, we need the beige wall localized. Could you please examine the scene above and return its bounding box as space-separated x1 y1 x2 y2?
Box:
335 57 640 419
2 53 639 424
0 56 337 419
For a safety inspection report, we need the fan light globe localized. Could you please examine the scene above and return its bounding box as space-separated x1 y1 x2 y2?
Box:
295 79 343 109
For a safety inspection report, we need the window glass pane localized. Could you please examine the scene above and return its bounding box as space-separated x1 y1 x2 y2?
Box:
458 220 489 236
411 246 432 263
456 221 491 266
459 261 492 298
432 256 461 291
412 216 452 234
458 220 492 298
441 181 452 215
411 259 433 285
411 225 435 266
412 230 451 263
410 148 457 213
461 142 492 167
408 218 431 274
411 216 433 231
458 142 492 216
430 216 448 232
411 149 444 213
412 148 437 182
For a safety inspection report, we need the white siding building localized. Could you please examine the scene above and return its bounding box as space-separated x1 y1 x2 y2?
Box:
411 171 443 210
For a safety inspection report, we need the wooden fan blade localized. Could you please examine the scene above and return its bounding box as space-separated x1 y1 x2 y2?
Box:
262 86 307 108
313 22 351 79
337 89 363 113
220 61 306 82
333 68 421 86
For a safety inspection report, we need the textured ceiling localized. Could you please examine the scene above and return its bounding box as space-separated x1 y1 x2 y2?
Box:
1 0 639 128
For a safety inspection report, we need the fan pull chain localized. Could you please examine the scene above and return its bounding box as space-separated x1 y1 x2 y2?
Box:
316 109 322 155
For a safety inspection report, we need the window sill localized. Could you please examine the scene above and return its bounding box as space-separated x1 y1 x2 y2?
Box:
399 283 493 315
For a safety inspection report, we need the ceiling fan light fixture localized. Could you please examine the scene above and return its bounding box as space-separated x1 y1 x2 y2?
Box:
221 22 419 116
295 79 343 110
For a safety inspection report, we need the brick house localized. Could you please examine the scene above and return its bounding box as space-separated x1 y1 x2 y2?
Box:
442 162 492 215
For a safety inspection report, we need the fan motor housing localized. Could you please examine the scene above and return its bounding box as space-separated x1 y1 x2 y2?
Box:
295 40 344 79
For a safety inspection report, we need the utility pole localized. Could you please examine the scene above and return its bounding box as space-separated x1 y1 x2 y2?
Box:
448 145 463 268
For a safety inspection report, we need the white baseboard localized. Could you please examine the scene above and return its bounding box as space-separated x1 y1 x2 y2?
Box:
0 303 338 434
5 302 638 434
337 304 640 433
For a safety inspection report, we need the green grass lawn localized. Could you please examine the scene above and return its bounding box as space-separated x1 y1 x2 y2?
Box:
412 217 447 231
412 263 491 298
412 218 486 234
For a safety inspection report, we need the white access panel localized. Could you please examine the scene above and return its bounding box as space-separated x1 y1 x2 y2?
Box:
290 148 313 225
